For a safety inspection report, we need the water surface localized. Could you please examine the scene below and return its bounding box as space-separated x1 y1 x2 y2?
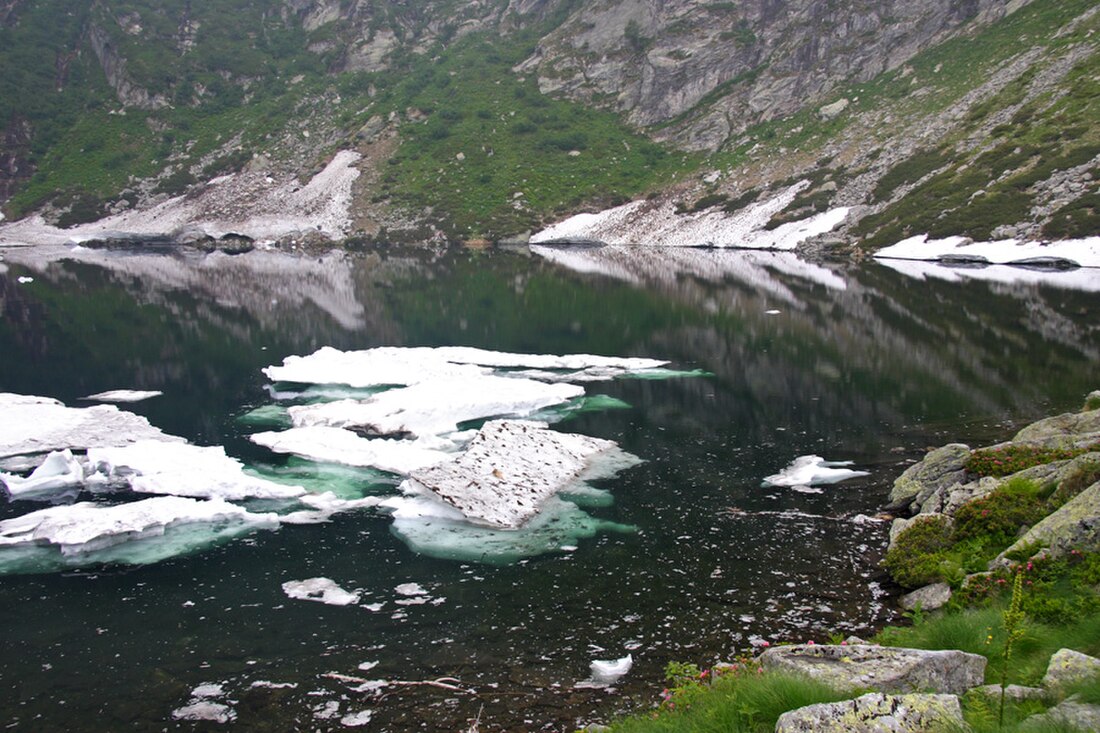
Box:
0 244 1096 731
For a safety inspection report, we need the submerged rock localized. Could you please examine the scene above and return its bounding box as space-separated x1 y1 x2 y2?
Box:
776 692 963 733
888 444 969 509
759 644 985 695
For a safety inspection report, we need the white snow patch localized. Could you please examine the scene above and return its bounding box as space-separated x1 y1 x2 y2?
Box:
874 234 1100 268
1 449 84 499
404 420 639 529
88 440 306 501
762 456 870 487
0 150 362 246
532 182 848 250
0 393 180 461
250 426 453 475
82 390 163 403
282 577 360 606
0 496 279 555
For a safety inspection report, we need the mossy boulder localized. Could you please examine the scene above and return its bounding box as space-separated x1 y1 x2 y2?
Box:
1041 648 1100 692
1013 408 1100 450
759 644 986 695
775 692 963 732
993 480 1100 567
889 444 970 509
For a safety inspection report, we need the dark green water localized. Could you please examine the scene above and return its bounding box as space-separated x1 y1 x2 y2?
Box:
0 245 1096 731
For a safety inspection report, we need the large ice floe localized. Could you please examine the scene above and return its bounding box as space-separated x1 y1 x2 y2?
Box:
531 181 849 249
0 346 688 571
246 345 696 560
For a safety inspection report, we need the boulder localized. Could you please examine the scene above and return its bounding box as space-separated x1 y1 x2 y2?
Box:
818 98 851 121
971 684 1045 702
759 644 986 695
889 445 970 508
1022 698 1100 731
1041 649 1100 692
1013 409 1100 449
775 692 963 732
993 480 1100 566
899 582 952 612
917 475 997 516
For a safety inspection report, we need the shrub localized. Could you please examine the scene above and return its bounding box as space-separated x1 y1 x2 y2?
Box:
883 515 954 589
965 445 1096 478
954 478 1048 546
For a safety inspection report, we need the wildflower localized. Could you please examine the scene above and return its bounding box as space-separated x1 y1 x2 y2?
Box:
760 641 770 648
807 640 815 646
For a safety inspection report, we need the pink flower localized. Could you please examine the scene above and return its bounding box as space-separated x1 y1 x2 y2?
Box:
761 641 770 647
807 640 815 646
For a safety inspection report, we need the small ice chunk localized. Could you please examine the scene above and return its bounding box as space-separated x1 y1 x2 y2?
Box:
17 276 33 284
761 455 869 487
282 577 360 606
341 710 373 727
249 680 298 689
88 440 306 501
356 661 379 672
1 449 84 499
82 390 163 403
314 700 341 719
172 701 235 723
395 582 427 597
765 309 781 315
583 654 633 686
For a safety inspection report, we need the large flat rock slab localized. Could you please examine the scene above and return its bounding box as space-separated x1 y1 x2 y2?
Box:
776 692 963 733
760 644 986 695
404 420 639 529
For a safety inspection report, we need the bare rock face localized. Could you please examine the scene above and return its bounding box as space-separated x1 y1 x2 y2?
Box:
526 0 1028 150
760 644 986 695
1012 408 1100 449
776 692 964 733
87 22 169 110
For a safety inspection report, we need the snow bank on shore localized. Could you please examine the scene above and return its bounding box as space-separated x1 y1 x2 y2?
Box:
874 234 1100 269
531 182 849 250
0 150 361 247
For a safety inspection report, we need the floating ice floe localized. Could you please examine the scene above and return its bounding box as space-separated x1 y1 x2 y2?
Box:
341 710 373 727
250 426 453 475
403 420 640 529
0 496 279 573
81 389 163 403
0 449 84 500
281 577 360 606
873 234 1100 268
264 345 668 388
285 374 585 438
87 440 306 501
532 182 849 250
578 654 634 687
0 393 181 464
762 455 870 488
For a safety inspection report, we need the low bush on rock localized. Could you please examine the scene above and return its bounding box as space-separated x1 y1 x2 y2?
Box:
966 445 1083 478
